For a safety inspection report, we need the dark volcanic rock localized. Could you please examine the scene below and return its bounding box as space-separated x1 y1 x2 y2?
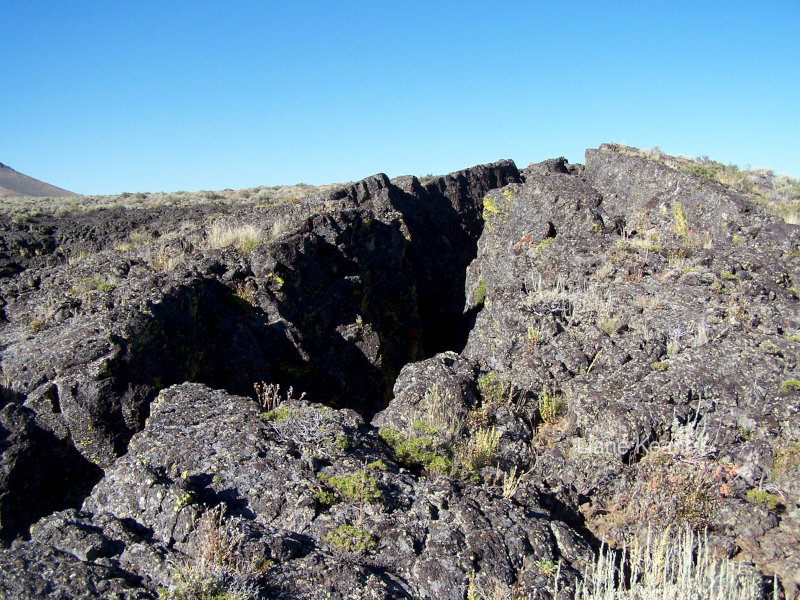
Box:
0 402 102 545
461 145 800 595
0 148 798 597
2 382 587 599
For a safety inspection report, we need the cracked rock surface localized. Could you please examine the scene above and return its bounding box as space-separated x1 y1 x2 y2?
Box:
1 145 799 598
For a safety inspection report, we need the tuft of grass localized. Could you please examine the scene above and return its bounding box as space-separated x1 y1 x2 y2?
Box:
205 220 263 253
598 314 622 336
772 441 800 478
537 386 565 424
672 202 688 239
502 466 522 500
148 246 186 272
463 426 500 472
159 505 268 600
415 383 464 441
684 162 719 181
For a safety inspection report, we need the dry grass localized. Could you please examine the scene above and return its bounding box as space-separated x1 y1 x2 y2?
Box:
537 386 566 424
462 426 501 471
161 505 268 600
415 383 464 441
148 246 187 272
0 181 348 218
205 220 263 253
608 143 800 225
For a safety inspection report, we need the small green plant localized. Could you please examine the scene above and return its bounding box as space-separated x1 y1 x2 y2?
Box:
259 405 291 422
672 202 688 239
330 435 349 451
474 278 487 306
779 379 800 393
501 466 522 500
745 488 782 511
324 524 376 554
379 428 453 475
84 277 116 292
319 470 383 504
463 426 500 472
526 323 542 346
312 487 337 508
96 281 116 292
534 557 559 578
412 420 438 435
477 372 504 404
650 361 668 372
537 386 565 424
536 236 555 255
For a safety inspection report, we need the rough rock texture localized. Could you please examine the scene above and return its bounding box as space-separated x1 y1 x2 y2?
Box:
2 383 589 599
0 146 798 598
462 145 800 596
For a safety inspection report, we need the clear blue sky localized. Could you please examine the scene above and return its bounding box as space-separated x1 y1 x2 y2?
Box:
2 1 798 195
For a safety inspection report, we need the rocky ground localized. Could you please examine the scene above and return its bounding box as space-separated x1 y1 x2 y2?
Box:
0 145 798 599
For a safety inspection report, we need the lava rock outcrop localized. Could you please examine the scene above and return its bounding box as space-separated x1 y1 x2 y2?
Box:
0 145 798 598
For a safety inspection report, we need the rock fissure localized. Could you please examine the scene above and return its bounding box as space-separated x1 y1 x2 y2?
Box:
0 146 799 598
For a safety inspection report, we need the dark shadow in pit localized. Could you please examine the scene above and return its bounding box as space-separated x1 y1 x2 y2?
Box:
271 213 423 419
99 168 518 448
388 167 519 357
0 403 103 545
108 277 311 453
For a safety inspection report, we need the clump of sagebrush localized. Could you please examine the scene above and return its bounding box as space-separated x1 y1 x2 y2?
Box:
576 526 765 600
323 524 376 554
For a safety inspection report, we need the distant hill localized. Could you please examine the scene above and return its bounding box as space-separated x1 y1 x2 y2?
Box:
0 162 75 197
